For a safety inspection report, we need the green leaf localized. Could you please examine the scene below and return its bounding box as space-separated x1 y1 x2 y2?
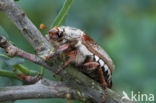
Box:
0 26 9 39
51 0 74 27
40 66 45 76
0 69 18 79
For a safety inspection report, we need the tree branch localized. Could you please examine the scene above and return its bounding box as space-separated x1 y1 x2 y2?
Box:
0 78 135 103
0 79 77 102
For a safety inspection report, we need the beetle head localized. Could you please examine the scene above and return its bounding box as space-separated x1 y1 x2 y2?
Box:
48 26 64 42
48 26 84 47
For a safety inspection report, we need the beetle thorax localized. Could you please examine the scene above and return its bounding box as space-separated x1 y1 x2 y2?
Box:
58 26 84 40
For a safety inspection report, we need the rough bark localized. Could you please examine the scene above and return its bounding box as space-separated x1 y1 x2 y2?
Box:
0 79 85 102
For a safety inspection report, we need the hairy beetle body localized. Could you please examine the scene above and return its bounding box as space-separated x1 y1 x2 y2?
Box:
47 26 114 88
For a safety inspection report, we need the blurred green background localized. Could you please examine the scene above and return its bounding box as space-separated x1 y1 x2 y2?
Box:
0 0 156 103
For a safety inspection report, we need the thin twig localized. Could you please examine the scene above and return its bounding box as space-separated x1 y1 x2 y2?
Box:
0 36 54 72
0 53 38 75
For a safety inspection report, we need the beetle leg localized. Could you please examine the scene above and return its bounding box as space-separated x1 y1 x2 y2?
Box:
98 66 107 88
97 66 108 103
83 61 99 71
53 50 77 77
83 61 107 88
46 43 71 60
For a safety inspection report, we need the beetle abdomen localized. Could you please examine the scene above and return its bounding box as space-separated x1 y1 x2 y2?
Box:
93 55 112 86
75 39 112 88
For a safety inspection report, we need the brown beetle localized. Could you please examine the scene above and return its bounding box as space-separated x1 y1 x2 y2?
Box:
46 26 115 89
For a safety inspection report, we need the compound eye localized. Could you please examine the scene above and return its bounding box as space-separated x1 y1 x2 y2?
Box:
58 32 63 38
